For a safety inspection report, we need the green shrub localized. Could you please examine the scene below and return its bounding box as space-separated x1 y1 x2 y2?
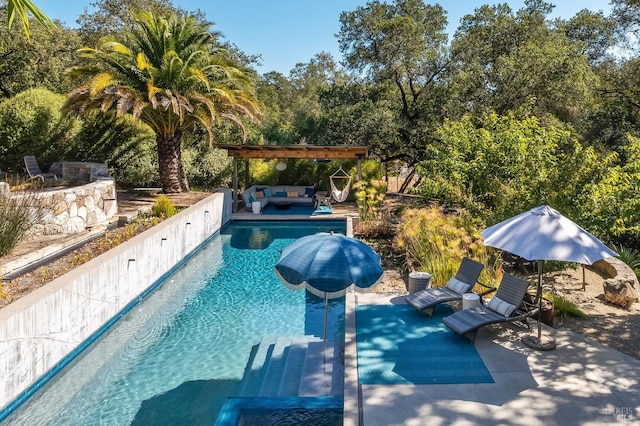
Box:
394 207 500 287
0 88 80 171
182 146 233 189
151 195 177 218
71 112 158 187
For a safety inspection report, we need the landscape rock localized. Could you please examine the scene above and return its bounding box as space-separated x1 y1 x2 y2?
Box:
596 258 640 308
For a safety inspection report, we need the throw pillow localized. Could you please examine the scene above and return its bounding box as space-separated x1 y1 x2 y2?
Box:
287 191 298 197
305 187 315 196
263 188 273 197
487 296 517 317
248 193 255 203
275 191 287 197
255 191 264 199
445 277 471 294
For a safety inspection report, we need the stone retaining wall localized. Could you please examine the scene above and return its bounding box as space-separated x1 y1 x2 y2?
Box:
0 190 232 414
11 181 118 237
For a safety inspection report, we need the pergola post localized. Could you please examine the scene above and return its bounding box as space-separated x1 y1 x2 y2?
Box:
232 155 239 212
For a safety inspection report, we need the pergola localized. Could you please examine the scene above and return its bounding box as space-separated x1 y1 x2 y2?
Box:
220 144 369 212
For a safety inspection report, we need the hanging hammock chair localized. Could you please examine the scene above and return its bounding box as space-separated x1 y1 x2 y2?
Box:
330 167 352 203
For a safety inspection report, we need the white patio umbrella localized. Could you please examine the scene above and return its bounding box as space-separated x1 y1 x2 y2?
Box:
482 205 617 350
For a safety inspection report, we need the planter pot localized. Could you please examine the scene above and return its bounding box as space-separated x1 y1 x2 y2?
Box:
533 297 555 327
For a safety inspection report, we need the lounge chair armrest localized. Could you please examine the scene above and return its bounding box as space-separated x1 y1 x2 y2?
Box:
475 281 497 297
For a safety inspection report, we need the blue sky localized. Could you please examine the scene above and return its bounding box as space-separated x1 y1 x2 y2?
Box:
36 0 612 75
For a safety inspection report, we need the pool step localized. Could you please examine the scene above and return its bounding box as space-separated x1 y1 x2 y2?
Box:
241 335 343 398
239 335 278 396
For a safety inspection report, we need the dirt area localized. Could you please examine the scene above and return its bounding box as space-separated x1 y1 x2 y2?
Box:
1 190 639 360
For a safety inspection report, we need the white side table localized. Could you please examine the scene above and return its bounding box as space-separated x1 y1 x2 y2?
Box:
462 293 481 310
252 201 261 214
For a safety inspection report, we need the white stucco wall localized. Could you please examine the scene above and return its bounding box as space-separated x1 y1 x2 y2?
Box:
0 189 232 412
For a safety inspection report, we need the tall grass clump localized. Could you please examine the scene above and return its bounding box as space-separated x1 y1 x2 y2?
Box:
544 293 589 319
151 195 177 218
0 187 49 256
394 207 500 287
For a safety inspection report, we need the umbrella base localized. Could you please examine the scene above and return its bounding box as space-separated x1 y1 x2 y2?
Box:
522 335 557 351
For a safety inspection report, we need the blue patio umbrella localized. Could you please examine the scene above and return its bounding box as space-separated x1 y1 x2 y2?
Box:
274 231 383 350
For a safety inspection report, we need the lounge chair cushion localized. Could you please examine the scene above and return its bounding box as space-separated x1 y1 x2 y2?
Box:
446 277 471 295
487 296 517 317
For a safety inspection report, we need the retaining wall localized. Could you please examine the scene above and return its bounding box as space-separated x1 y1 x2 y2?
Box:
15 180 118 236
0 189 232 411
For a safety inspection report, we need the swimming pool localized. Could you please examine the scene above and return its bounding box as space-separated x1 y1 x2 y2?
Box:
3 220 346 425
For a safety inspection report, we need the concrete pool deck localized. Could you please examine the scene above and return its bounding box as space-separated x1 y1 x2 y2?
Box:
345 292 640 426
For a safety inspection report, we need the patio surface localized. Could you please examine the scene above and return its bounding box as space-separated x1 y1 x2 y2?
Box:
345 292 640 426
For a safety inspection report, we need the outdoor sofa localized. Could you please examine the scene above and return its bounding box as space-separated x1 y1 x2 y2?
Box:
241 185 316 210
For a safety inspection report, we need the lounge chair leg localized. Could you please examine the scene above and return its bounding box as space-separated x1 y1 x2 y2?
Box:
422 307 434 319
464 331 477 344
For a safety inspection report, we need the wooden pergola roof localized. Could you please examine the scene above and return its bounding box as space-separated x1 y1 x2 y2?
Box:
219 144 368 159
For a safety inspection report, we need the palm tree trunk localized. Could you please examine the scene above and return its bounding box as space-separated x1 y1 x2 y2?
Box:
157 133 190 193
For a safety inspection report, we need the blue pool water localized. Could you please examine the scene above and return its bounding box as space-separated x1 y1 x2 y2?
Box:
3 220 346 425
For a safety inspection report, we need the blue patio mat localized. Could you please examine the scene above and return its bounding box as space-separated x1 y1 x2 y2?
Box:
356 304 494 385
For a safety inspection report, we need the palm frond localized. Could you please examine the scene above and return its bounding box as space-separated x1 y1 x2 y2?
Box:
7 0 56 39
90 73 116 96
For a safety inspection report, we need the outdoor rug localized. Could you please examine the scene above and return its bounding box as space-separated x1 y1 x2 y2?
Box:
356 304 494 385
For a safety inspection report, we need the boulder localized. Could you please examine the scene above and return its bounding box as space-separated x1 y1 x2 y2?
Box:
602 275 638 308
601 257 640 308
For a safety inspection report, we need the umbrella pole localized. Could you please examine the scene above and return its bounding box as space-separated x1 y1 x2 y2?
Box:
323 294 328 353
522 261 556 351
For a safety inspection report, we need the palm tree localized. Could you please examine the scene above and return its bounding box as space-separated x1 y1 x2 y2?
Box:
63 11 261 193
6 0 55 39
